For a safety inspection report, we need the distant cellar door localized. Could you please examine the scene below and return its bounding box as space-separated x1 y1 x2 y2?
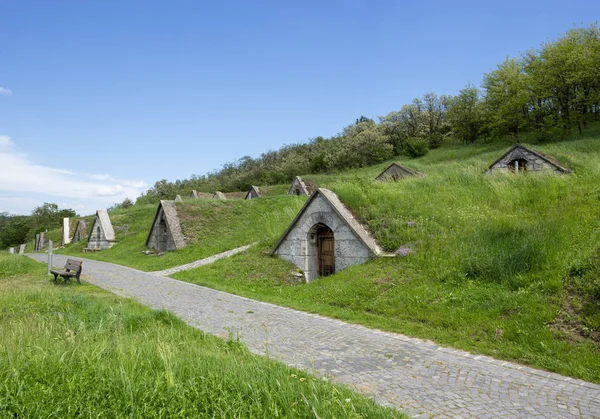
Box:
317 226 335 277
95 226 101 248
158 219 168 252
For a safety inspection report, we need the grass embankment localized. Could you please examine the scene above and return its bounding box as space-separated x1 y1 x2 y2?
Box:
0 254 403 418
58 196 305 271
173 137 600 383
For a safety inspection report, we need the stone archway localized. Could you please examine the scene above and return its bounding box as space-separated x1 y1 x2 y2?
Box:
508 158 528 172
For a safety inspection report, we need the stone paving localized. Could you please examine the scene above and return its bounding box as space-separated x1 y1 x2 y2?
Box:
31 254 600 418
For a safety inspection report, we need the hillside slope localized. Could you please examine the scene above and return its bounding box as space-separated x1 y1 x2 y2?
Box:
49 136 600 382
57 196 306 271
172 137 600 382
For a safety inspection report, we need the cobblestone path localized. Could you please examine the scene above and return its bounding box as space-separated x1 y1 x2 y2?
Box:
31 254 600 418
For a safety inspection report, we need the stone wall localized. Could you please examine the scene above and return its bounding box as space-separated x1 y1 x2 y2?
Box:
88 219 113 249
147 208 177 252
489 147 567 174
376 163 417 181
274 193 373 282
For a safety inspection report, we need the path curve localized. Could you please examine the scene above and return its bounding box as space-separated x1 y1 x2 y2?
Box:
30 254 600 418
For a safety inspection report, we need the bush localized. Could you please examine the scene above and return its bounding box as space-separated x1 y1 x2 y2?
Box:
426 133 445 149
404 137 429 157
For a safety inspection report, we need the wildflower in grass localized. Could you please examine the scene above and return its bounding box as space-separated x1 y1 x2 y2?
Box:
395 246 413 257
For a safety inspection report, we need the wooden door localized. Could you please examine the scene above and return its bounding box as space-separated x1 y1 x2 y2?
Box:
158 219 168 252
317 228 335 277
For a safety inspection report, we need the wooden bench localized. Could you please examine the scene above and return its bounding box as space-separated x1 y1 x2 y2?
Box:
50 259 83 285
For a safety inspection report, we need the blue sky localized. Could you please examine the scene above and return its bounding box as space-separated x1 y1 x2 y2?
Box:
0 0 598 215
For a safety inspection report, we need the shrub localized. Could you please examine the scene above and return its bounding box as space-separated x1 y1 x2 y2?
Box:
404 137 429 157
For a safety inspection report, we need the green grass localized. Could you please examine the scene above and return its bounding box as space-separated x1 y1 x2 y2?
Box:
171 137 600 383
0 253 403 418
57 196 306 271
52 136 600 383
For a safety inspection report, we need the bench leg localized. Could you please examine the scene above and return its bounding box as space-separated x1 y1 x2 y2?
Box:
52 273 59 284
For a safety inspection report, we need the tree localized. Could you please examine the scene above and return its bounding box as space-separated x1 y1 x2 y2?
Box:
0 217 29 248
447 85 485 143
325 120 393 169
482 57 530 138
421 92 451 148
30 202 76 233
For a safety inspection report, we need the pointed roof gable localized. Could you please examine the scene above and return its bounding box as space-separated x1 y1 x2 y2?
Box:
174 195 183 202
375 163 423 181
245 185 261 200
288 176 310 195
72 219 88 242
88 210 115 242
271 188 383 256
213 191 226 199
488 144 571 173
145 200 187 249
190 190 199 199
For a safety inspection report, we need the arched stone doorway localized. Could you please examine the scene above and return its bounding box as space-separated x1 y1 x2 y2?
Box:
508 158 528 172
317 225 335 277
307 223 335 280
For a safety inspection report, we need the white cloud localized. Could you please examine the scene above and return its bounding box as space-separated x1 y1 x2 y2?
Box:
0 136 147 207
96 185 125 197
90 173 112 181
123 180 146 188
0 136 14 150
0 87 12 96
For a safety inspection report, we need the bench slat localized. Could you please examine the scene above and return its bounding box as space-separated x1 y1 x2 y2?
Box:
51 259 83 285
50 270 75 276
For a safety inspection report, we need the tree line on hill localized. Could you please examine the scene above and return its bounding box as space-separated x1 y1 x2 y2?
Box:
135 24 599 204
0 203 76 249
137 24 599 204
4 25 596 247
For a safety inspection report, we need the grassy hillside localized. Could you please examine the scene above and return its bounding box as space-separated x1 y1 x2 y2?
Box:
171 137 600 383
0 254 402 418
48 136 600 382
57 196 306 271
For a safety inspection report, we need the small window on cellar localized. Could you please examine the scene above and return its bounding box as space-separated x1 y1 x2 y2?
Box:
508 158 528 172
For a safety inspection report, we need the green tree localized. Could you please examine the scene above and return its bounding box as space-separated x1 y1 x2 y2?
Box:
482 57 530 138
447 85 485 143
30 203 76 233
422 92 451 148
